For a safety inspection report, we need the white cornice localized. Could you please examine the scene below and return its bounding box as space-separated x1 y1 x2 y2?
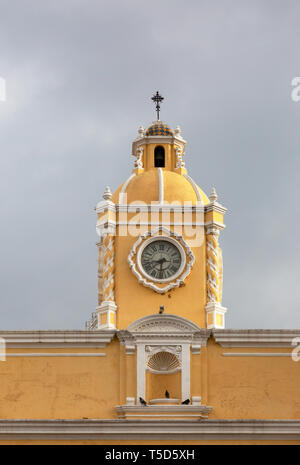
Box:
213 329 300 348
0 330 116 348
116 204 204 213
95 199 115 213
0 419 300 441
116 404 212 419
205 201 227 215
132 136 186 155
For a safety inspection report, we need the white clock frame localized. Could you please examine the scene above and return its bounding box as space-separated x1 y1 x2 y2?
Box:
137 235 186 283
128 227 195 294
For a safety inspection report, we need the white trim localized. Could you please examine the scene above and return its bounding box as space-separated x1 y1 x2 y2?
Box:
118 173 136 204
205 302 227 329
222 352 294 357
3 353 106 357
128 227 195 294
95 200 116 214
132 135 186 156
127 314 203 334
96 301 118 330
183 174 203 204
158 167 164 204
116 404 211 419
0 419 300 441
136 235 186 284
0 331 116 348
117 221 205 226
117 204 204 213
181 343 190 402
205 202 227 215
213 330 300 348
137 344 146 401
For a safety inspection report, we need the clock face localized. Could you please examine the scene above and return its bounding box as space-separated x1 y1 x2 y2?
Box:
140 239 183 281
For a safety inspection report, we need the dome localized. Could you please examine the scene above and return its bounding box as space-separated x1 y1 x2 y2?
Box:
112 170 210 205
145 121 174 137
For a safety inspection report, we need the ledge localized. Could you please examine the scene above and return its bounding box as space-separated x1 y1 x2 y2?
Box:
0 330 116 348
213 329 300 348
0 419 300 441
115 404 212 420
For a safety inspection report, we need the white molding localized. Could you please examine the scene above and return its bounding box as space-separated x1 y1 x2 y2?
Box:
96 301 118 330
96 219 116 236
222 352 294 357
128 227 195 294
137 344 146 400
117 204 204 213
181 343 190 401
0 331 116 348
3 353 106 357
204 221 226 234
206 302 227 329
1 419 300 441
117 221 205 226
136 235 186 284
213 330 300 348
183 174 203 204
118 173 136 204
116 404 212 419
205 202 227 215
127 314 202 335
95 200 116 214
124 315 210 408
132 135 186 155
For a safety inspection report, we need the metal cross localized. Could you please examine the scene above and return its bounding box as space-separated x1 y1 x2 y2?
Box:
151 91 164 120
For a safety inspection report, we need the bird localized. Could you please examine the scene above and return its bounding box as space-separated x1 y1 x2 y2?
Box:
165 390 170 398
139 397 147 406
159 305 164 314
181 398 190 405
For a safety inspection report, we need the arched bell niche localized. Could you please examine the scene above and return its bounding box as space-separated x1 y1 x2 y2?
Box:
146 350 181 402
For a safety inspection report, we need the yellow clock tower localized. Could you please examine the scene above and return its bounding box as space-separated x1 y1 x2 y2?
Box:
94 106 227 333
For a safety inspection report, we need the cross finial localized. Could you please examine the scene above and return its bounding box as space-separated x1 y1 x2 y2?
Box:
151 91 164 120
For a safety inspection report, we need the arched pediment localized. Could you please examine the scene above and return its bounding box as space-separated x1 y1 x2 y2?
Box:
127 314 201 334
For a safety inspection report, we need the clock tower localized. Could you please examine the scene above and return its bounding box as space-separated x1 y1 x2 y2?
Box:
94 95 227 333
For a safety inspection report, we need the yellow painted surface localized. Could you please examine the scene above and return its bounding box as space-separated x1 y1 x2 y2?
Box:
215 313 223 326
146 371 181 400
206 340 300 420
100 313 107 325
0 340 119 420
205 210 224 224
0 339 299 421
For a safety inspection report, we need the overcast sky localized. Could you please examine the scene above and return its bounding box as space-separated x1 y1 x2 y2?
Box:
0 0 300 329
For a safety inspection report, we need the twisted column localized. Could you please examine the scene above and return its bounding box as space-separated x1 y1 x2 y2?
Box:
206 231 220 303
101 233 115 302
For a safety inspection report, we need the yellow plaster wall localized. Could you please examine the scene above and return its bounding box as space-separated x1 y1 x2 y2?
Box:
0 340 121 420
146 371 181 401
205 339 300 420
1 338 299 422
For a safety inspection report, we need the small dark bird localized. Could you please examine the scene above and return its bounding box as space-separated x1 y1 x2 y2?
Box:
159 305 164 314
181 398 190 405
139 397 147 406
165 390 170 399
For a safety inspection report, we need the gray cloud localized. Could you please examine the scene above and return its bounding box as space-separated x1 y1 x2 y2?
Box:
0 0 300 329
